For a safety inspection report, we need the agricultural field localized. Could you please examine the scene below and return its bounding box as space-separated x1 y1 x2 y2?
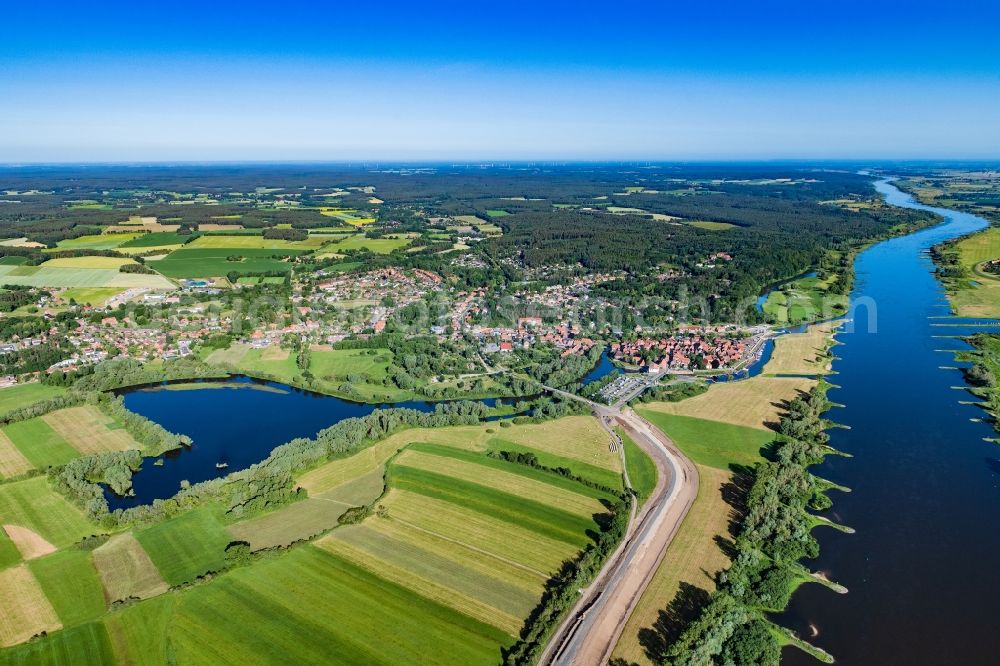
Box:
27 549 106 626
133 507 229 586
299 415 622 497
186 234 330 251
48 233 142 251
328 234 411 254
313 440 617 644
147 247 300 278
0 260 173 289
0 565 62 647
0 404 139 473
0 477 93 548
117 232 193 248
318 207 377 226
92 533 169 603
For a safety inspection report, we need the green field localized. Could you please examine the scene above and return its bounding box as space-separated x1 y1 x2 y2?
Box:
0 622 115 664
0 264 173 289
485 209 510 217
0 477 93 548
0 384 66 416
0 416 623 660
50 233 141 251
2 417 78 468
310 348 394 379
28 549 106 626
187 234 329 251
59 287 125 306
638 411 772 470
134 507 228 586
329 235 410 254
118 231 193 248
148 247 301 278
620 428 658 503
235 276 286 285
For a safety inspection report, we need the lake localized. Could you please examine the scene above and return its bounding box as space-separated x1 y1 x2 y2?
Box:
109 376 439 509
779 179 1000 664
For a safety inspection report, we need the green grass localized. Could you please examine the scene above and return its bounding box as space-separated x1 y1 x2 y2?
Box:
102 595 176 665
485 437 623 490
0 621 115 665
28 549 106 626
485 209 510 217
310 348 394 379
638 411 773 471
0 383 66 416
134 507 229 586
118 231 194 248
0 477 94 547
59 287 124 307
148 247 301 278
0 256 30 266
0 528 20 568
3 417 79 468
169 546 510 665
620 428 657 503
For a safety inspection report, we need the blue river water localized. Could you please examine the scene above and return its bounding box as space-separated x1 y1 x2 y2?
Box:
779 180 1000 664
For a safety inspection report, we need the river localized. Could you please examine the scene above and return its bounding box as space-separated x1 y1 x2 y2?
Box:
778 179 1000 664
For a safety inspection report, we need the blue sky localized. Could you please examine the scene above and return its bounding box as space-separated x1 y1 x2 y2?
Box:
2 0 999 161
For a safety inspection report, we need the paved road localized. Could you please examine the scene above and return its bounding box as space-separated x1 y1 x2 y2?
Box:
538 387 699 666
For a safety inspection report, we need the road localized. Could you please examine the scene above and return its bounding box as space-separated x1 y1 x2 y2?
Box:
538 386 699 666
